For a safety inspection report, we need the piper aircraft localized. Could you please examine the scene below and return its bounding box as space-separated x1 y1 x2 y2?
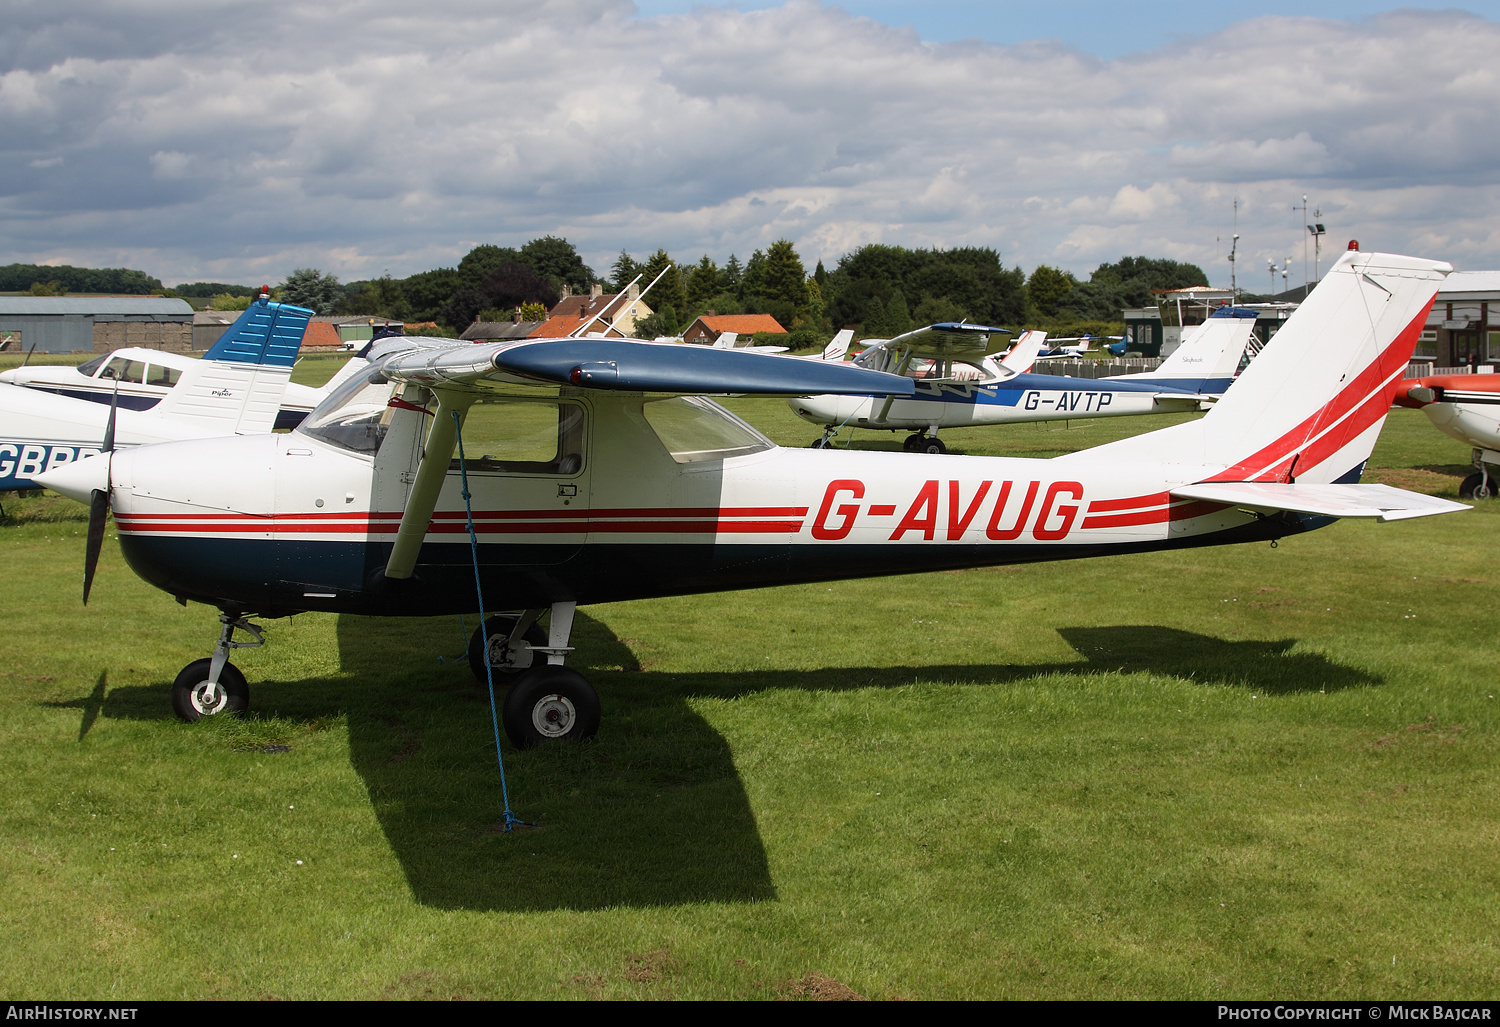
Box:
0 294 353 431
0 295 316 491
37 250 1465 748
788 305 1257 453
1394 372 1500 498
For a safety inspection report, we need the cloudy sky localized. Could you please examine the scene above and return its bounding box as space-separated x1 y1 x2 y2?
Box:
3 1 1499 290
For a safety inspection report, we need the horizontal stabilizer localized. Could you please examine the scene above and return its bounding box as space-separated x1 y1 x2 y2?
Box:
491 339 916 397
1171 481 1468 521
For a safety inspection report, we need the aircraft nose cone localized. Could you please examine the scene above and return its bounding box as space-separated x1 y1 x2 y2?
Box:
0 369 17 384
33 453 110 504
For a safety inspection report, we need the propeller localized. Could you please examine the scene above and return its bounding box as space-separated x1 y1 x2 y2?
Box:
82 383 118 605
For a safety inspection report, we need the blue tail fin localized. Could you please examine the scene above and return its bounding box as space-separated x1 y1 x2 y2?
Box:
203 297 314 367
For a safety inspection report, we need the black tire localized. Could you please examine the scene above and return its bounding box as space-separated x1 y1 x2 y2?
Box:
902 434 923 452
809 437 829 450
501 666 601 749
918 436 947 455
171 659 249 722
1459 471 1494 500
468 615 548 684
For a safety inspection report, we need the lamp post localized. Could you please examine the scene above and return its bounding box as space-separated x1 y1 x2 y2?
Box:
1308 215 1326 284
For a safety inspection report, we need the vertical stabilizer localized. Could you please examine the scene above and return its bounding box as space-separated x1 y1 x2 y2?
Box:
1069 251 1449 484
1111 307 1256 394
153 297 315 434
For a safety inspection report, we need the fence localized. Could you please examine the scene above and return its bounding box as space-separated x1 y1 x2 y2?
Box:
1031 357 1163 379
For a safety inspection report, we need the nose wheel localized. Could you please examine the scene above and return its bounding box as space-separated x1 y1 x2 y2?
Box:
172 659 249 721
171 613 264 722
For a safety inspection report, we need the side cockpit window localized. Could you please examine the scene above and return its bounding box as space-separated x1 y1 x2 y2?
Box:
451 398 585 475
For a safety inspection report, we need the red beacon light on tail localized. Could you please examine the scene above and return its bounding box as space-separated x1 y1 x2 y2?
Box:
1348 240 1359 251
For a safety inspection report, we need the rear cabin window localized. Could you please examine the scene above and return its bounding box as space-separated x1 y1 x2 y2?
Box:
642 396 773 463
452 399 584 475
145 365 182 387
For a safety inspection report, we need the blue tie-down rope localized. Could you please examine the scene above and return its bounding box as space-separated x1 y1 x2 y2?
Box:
453 410 533 832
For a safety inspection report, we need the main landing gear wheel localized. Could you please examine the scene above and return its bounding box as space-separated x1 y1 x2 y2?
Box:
171 659 249 722
809 436 832 449
501 665 601 749
1460 471 1494 499
906 434 946 454
468 615 548 684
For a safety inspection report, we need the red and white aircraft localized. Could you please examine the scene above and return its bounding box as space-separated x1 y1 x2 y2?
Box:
37 250 1465 746
1394 372 1500 498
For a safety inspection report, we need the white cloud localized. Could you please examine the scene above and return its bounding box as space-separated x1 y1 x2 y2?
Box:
0 2 1498 287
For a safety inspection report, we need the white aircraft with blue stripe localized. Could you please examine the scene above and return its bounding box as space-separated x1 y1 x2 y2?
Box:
788 306 1259 453
0 294 318 491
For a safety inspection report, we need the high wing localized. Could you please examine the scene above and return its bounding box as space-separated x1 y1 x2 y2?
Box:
368 334 916 580
876 321 1013 361
375 336 916 396
1172 482 1467 522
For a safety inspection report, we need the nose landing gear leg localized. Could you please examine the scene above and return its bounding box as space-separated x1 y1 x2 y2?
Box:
171 613 263 722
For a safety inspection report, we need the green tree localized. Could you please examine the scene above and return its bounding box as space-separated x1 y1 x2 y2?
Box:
456 245 522 290
885 289 913 336
399 268 461 323
280 268 343 314
722 254 743 293
804 278 827 331
210 292 253 311
611 250 641 291
638 249 685 317
740 249 766 299
338 274 410 320
1027 265 1079 319
760 239 808 310
520 301 548 321
519 236 594 292
685 254 722 312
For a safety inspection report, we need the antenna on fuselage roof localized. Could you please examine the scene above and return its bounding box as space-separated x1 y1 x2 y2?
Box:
570 264 673 339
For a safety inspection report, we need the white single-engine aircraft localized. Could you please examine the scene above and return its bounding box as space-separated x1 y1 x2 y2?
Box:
0 296 318 492
0 293 352 431
789 306 1257 453
38 250 1465 748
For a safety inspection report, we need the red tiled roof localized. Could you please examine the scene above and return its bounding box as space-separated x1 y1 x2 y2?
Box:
693 314 786 335
530 315 586 338
299 321 344 349
548 293 633 321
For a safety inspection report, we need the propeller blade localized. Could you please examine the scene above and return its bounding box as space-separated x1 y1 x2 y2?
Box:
83 489 108 605
83 381 120 604
102 382 119 453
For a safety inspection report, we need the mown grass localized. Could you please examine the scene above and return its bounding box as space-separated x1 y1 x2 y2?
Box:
0 396 1496 999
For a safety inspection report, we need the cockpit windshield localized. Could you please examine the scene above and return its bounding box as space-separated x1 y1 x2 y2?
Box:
642 396 773 463
297 364 400 454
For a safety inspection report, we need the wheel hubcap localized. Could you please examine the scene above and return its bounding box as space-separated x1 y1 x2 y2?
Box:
531 694 577 738
191 681 228 716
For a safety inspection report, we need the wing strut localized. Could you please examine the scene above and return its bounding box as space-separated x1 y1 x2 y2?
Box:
384 389 476 580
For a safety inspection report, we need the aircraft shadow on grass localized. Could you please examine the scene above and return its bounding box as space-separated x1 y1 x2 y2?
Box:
48 616 1375 912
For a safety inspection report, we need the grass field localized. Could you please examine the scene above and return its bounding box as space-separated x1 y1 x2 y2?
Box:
1 363 1497 998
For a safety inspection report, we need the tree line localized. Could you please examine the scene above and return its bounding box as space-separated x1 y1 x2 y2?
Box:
3 243 1213 346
